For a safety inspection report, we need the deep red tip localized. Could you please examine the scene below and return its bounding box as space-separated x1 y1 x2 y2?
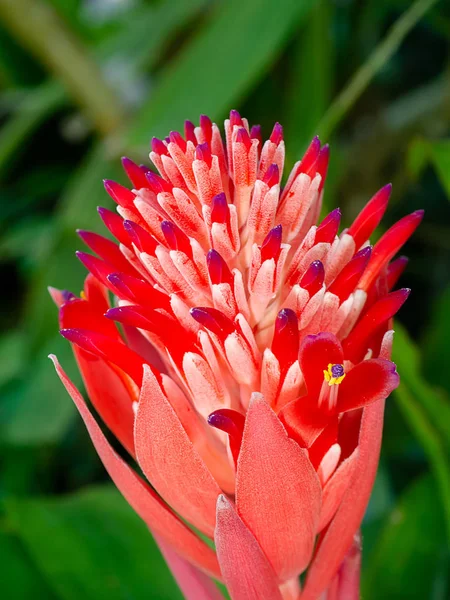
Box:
145 171 172 194
328 246 372 302
315 208 341 244
347 184 392 249
272 308 299 370
195 142 212 168
211 192 229 224
270 122 283 145
263 163 280 187
184 120 197 145
250 124 262 144
208 409 245 466
103 180 136 211
300 260 325 296
161 220 192 256
207 249 234 286
151 137 168 156
236 127 252 151
190 307 235 339
169 130 187 153
199 115 212 143
230 110 243 128
260 225 282 262
123 220 158 255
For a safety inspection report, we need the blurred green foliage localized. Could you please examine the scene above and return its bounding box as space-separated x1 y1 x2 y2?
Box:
0 0 449 598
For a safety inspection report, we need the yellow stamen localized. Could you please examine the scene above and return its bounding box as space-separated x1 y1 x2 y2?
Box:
323 363 346 386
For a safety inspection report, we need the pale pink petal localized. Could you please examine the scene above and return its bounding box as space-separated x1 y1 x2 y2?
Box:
215 495 283 600
301 399 385 600
135 365 222 537
236 394 321 581
50 356 220 579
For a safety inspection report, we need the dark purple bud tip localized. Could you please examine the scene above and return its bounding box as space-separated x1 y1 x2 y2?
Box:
145 171 172 194
169 130 187 152
151 137 168 155
261 224 282 262
250 124 262 143
207 249 233 286
263 164 280 187
230 110 242 128
190 307 235 339
270 122 283 145
184 120 197 144
300 260 325 296
199 115 213 141
61 290 76 303
161 220 192 256
211 192 229 224
208 408 245 465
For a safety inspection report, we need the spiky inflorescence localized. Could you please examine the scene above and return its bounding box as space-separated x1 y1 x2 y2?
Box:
51 111 422 600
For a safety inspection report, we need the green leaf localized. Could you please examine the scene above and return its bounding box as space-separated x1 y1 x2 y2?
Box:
407 137 450 199
423 285 450 396
0 530 56 599
6 485 183 600
428 140 450 199
125 0 317 151
363 474 449 600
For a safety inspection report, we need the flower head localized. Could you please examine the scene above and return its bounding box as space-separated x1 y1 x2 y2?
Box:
50 110 422 600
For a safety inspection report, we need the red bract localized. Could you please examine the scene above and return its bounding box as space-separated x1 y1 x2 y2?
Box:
50 110 422 600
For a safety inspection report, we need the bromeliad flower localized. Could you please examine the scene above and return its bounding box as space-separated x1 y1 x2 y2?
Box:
50 111 422 600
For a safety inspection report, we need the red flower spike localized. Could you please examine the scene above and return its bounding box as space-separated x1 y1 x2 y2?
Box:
195 143 212 168
343 288 410 363
211 192 229 224
230 109 243 128
151 137 168 156
260 224 282 262
190 307 235 340
161 220 192 257
236 127 252 152
250 124 262 144
328 246 372 302
315 208 341 244
184 120 197 145
60 328 146 385
263 164 280 188
272 309 299 371
59 297 118 339
387 255 409 290
199 114 213 143
270 122 283 145
316 144 330 193
123 220 158 255
121 157 149 189
358 210 424 291
97 207 130 246
169 131 187 153
103 180 136 211
208 409 245 466
145 171 172 194
347 184 391 250
300 260 325 296
107 272 171 311
207 249 234 286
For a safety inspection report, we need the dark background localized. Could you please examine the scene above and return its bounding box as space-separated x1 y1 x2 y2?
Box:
0 0 449 598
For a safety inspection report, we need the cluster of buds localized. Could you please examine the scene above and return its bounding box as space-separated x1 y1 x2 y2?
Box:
50 110 422 600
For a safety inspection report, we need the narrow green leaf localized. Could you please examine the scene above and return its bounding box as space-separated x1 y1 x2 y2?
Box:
6 485 183 600
285 0 333 162
363 475 449 600
423 285 450 396
429 139 450 199
126 0 317 150
393 381 450 541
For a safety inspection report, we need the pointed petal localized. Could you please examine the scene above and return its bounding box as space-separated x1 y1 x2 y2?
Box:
155 534 223 600
299 332 344 398
215 495 282 600
135 365 221 537
50 356 220 579
317 448 359 532
301 399 385 600
236 394 321 580
279 396 330 448
337 359 399 413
